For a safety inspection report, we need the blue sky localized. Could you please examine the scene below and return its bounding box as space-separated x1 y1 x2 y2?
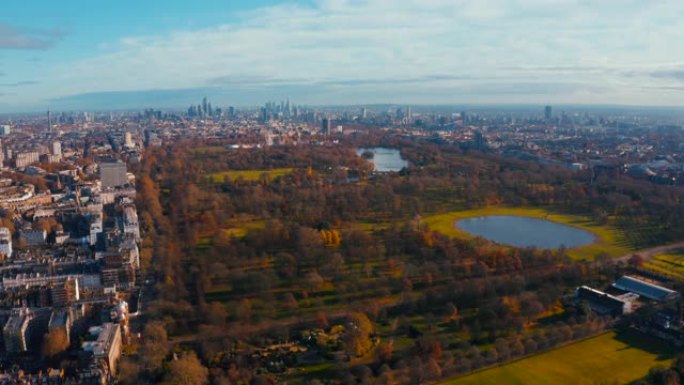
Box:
1 0 684 112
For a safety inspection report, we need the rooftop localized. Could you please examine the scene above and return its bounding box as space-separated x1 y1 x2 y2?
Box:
612 276 678 301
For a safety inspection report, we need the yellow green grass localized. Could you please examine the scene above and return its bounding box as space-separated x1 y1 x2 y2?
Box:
422 207 630 261
440 331 673 385
222 220 267 238
208 168 294 183
644 251 684 281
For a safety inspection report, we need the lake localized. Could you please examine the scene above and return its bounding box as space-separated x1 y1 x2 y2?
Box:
357 147 408 172
456 215 595 249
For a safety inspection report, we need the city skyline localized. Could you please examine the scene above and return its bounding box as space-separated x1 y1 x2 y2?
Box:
2 0 684 112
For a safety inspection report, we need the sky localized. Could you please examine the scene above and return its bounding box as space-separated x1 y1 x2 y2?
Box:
1 0 684 112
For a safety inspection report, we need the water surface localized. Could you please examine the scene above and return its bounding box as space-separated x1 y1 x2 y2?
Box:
456 215 595 249
357 147 408 172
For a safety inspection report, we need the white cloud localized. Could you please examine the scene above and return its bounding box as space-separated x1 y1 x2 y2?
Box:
6 0 684 108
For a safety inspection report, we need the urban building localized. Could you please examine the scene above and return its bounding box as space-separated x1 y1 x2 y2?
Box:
3 308 33 353
0 227 11 259
124 132 134 149
14 152 40 168
48 308 72 345
20 229 47 247
82 323 122 376
51 141 62 157
50 277 80 307
99 161 128 189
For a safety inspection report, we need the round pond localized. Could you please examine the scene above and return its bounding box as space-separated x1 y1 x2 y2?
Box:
456 215 595 249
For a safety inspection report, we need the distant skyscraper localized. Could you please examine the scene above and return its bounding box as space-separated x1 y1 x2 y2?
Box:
51 141 62 156
124 132 134 149
321 118 332 134
361 108 368 119
406 106 412 124
228 106 235 119
544 105 553 120
47 109 52 133
202 97 208 117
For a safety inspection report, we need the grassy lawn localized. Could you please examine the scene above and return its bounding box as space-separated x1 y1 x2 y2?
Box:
422 207 631 261
221 221 267 238
207 168 294 183
644 250 684 281
440 331 674 385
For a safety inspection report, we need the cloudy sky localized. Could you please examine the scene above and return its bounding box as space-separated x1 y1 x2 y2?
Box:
1 0 684 112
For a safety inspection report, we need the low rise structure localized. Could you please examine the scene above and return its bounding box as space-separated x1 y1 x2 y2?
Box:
576 285 633 316
612 275 679 302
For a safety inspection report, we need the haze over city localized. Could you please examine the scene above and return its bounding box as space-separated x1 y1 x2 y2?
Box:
2 0 684 112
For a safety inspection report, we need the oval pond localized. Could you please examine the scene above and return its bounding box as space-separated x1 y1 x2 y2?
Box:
456 215 595 249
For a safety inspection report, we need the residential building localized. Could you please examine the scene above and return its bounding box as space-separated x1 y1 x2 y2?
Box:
0 227 11 259
3 308 33 353
99 161 128 189
82 323 122 376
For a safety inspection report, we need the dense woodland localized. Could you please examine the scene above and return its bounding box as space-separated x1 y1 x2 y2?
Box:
124 134 684 385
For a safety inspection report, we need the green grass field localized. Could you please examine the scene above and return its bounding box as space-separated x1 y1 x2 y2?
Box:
644 250 684 281
207 168 294 183
221 220 267 238
440 331 674 385
422 207 631 261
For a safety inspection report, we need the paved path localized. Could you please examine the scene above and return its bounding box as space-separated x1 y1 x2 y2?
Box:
614 241 684 263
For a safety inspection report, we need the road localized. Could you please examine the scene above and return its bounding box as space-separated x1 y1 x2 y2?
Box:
614 241 684 264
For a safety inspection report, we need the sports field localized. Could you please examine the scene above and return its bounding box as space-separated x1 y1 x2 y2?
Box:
422 207 631 261
207 168 294 183
440 331 673 385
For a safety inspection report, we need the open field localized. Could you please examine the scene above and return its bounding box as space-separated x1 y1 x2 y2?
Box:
422 207 631 261
439 331 674 385
207 168 294 183
643 250 684 281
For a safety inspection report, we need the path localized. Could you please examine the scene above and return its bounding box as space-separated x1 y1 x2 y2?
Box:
614 241 684 263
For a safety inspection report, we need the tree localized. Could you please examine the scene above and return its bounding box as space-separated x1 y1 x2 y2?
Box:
446 302 459 323
343 312 375 357
41 329 69 358
423 358 443 381
139 322 169 373
629 254 644 268
117 357 142 385
163 352 209 385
